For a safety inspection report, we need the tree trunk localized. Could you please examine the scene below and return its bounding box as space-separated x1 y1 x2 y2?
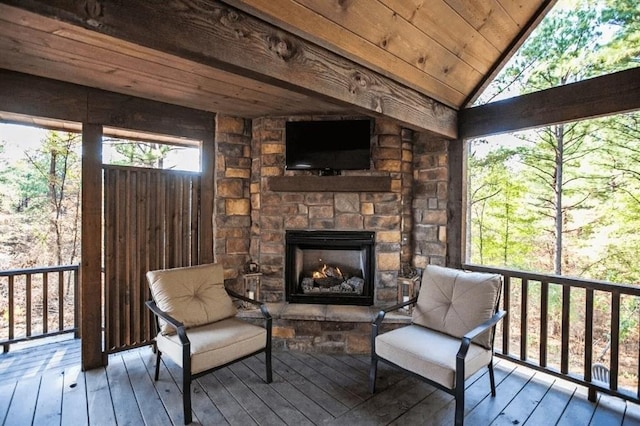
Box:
554 123 565 275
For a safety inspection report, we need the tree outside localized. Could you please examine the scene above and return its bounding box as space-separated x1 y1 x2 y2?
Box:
469 0 640 389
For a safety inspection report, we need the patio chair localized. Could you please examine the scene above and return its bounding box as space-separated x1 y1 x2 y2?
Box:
370 265 505 426
145 263 272 424
592 363 610 384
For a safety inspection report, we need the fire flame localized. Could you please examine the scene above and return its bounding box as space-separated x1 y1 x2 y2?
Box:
312 264 342 279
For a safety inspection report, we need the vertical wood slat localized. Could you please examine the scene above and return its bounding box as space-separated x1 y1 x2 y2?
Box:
191 178 200 265
42 273 48 334
74 270 79 338
502 275 511 355
585 288 595 401
58 270 64 331
520 278 528 361
26 275 32 337
561 285 571 374
8 276 14 341
540 281 549 367
611 291 621 392
104 166 200 353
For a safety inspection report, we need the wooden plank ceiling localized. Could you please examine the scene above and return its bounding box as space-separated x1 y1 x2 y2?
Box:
0 0 553 135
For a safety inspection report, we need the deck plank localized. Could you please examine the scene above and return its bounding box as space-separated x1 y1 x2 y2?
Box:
556 387 597 426
490 369 554 425
592 393 627 425
269 353 349 417
197 371 258 425
276 351 363 408
32 371 64 425
0 378 17 424
213 366 286 425
464 364 536 425
4 376 40 426
85 367 117 425
293 352 370 400
229 361 314 426
121 349 173 425
106 353 145 426
525 377 576 425
330 376 436 426
623 401 640 426
61 365 89 426
243 356 334 424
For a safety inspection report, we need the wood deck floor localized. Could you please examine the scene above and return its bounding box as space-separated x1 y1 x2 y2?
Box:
1 338 640 425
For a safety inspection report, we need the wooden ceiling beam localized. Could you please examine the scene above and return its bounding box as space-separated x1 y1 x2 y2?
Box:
459 67 640 139
1 0 457 137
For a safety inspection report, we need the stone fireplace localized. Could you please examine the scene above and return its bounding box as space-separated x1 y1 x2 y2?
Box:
213 115 450 309
285 230 375 305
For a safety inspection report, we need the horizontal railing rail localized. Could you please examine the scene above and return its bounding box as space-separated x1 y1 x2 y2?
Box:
464 263 640 403
0 264 79 352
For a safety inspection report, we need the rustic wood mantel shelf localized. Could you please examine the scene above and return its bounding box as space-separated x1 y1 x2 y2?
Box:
266 175 392 192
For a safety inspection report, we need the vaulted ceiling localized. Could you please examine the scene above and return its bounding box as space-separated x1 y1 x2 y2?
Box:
0 0 554 136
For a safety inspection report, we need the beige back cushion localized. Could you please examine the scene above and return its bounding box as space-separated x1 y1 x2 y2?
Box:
147 263 237 334
412 265 501 348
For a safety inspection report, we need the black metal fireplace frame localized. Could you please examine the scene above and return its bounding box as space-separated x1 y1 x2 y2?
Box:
285 230 375 306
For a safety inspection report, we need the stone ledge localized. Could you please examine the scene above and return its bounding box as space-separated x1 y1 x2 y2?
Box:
237 302 412 324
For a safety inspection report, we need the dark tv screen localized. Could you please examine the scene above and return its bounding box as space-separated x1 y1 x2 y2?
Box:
285 119 371 171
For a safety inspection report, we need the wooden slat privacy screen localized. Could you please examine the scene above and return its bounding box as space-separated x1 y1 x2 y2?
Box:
104 165 201 353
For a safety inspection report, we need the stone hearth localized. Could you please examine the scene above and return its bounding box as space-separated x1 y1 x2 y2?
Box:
238 302 411 354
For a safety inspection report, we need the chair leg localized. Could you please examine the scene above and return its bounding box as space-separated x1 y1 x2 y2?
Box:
488 362 496 397
265 347 273 383
455 384 465 426
369 356 378 393
183 373 192 424
154 349 162 381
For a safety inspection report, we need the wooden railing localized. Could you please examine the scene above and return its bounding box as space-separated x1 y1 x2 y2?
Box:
464 263 640 403
0 264 79 352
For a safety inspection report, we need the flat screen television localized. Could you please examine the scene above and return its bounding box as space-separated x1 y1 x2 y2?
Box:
285 119 371 171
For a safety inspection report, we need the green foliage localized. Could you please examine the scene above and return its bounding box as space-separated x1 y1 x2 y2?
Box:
105 138 175 169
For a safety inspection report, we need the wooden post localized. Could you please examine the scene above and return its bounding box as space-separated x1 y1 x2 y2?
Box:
200 115 215 264
447 138 464 268
81 123 105 370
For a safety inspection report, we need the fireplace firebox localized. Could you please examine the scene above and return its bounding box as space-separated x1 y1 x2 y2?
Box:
285 230 375 305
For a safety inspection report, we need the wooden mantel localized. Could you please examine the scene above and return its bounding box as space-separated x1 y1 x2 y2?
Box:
266 175 392 192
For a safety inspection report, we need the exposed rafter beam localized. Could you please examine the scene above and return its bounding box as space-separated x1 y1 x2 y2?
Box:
1 0 457 137
459 67 640 139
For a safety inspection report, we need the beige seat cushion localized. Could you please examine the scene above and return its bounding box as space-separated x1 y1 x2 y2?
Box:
412 265 501 348
147 263 237 334
375 324 492 389
156 317 267 374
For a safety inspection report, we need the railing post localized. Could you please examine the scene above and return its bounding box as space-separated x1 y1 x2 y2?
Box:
74 267 80 338
560 285 570 374
585 288 596 402
520 278 528 361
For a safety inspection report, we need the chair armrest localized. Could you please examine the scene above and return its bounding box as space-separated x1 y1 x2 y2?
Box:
145 300 189 345
372 297 418 328
457 310 506 360
225 289 272 321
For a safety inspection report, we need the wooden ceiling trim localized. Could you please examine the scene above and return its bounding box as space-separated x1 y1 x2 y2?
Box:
0 69 214 141
0 6 348 117
294 0 482 95
3 1 457 136
459 67 640 139
222 0 466 107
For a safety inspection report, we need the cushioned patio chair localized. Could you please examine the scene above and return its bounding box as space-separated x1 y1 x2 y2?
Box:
145 263 272 424
370 265 505 426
